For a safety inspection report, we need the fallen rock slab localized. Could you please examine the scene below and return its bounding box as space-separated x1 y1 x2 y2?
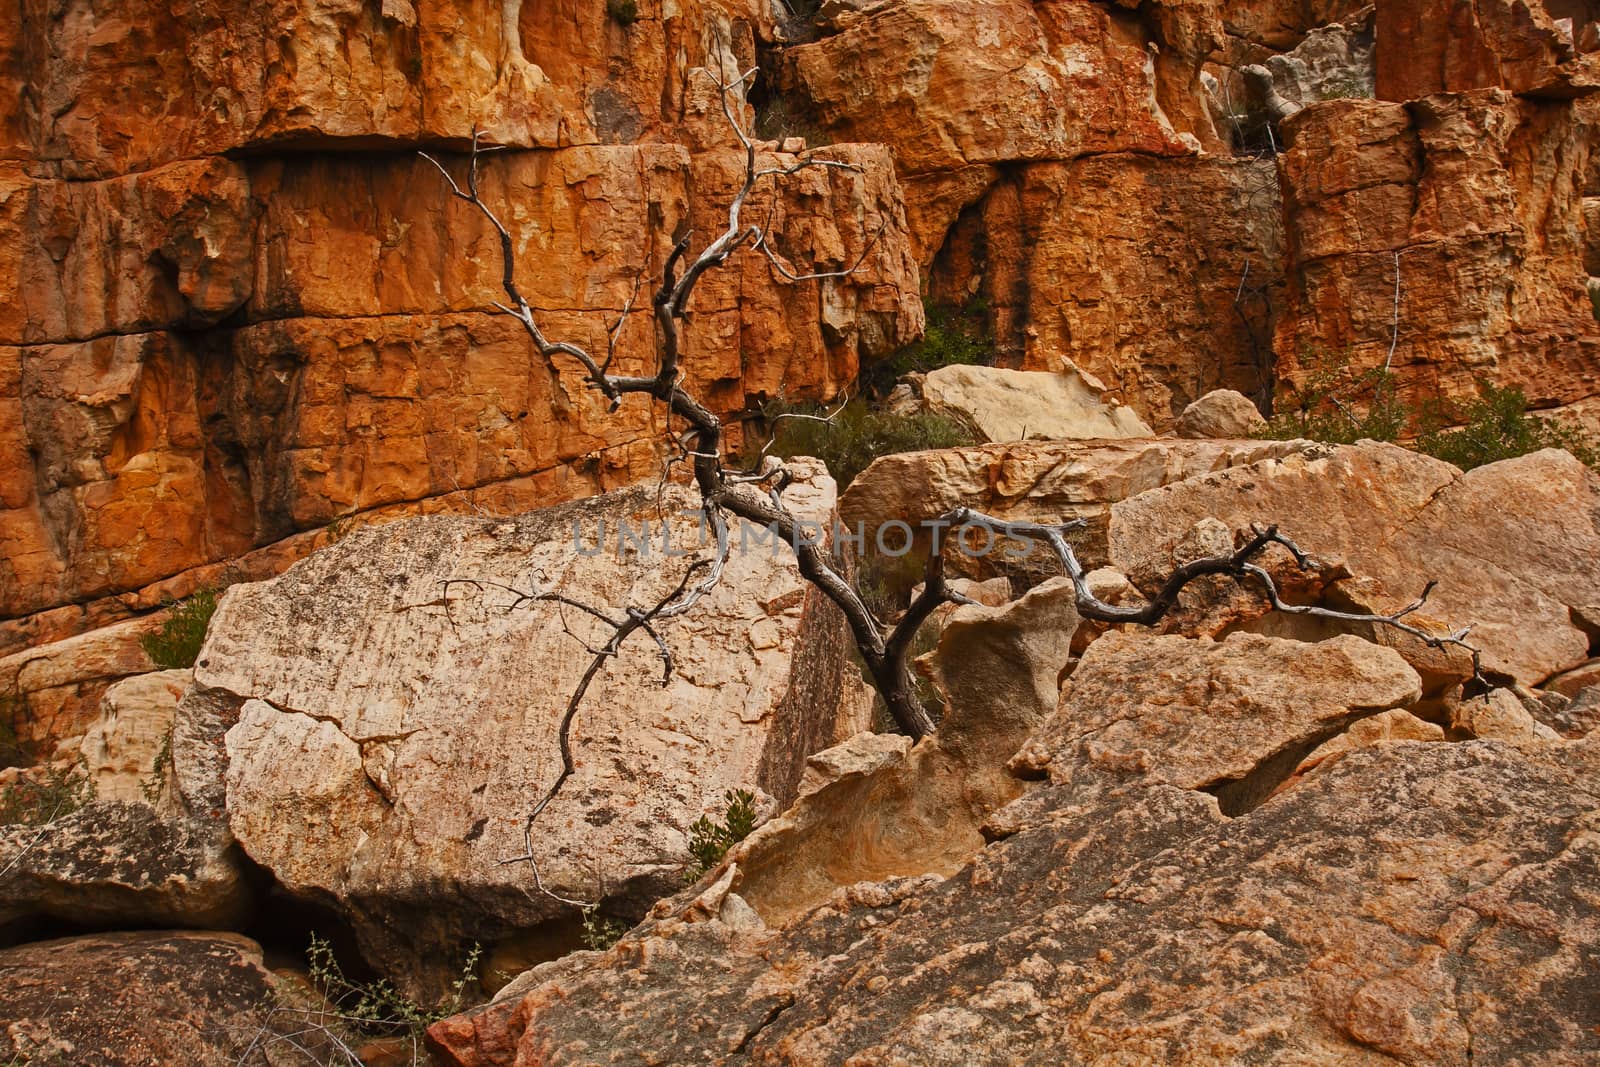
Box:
431 738 1600 1065
195 462 864 999
917 364 1152 443
0 930 311 1065
1109 443 1600 685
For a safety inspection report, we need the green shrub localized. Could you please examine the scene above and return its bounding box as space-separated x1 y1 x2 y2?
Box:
685 788 758 881
755 398 976 490
1416 381 1600 471
0 763 94 827
303 933 480 1042
580 907 628 951
139 588 218 670
605 0 638 25
1259 348 1407 445
863 297 992 395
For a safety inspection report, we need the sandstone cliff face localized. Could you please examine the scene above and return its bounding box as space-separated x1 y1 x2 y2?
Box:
0 1 922 663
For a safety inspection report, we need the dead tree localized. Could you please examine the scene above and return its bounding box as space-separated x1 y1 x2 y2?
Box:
421 68 1479 832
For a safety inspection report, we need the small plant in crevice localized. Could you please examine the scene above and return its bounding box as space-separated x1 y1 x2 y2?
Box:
605 0 638 26
139 729 174 807
750 398 975 490
139 587 219 670
685 788 759 881
580 907 628 951
862 296 994 396
0 762 94 827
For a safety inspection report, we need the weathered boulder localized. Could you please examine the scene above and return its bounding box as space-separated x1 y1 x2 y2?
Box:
915 364 1152 443
431 737 1600 1066
195 462 864 998
1110 443 1600 686
1176 388 1269 438
0 614 162 755
1009 631 1421 814
840 436 1313 572
0 931 310 1065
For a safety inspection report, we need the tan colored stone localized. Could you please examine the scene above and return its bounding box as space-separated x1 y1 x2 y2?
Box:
1275 93 1600 413
916 364 1152 443
1296 708 1447 774
201 463 859 998
1176 388 1269 438
78 669 189 805
1544 657 1600 698
433 738 1600 1066
1110 443 1600 686
840 436 1314 570
0 614 161 753
1452 689 1563 743
1011 630 1420 813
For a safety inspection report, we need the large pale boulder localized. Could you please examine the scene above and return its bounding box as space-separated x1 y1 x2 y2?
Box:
917 364 1152 443
431 737 1600 1066
194 462 864 997
1109 443 1600 686
840 436 1313 570
1176 388 1269 438
0 931 314 1066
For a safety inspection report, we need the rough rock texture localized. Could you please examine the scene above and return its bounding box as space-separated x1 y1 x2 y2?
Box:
840 436 1313 571
1176 388 1270 438
1 138 919 637
0 800 250 934
195 463 863 997
1376 0 1600 101
78 668 189 804
1009 631 1421 814
916 364 1152 443
0 613 161 755
1110 443 1600 686
1274 91 1600 410
0 931 303 1066
430 734 1600 1066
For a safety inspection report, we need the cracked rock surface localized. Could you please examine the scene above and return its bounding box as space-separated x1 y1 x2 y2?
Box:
431 736 1600 1066
190 462 865 1000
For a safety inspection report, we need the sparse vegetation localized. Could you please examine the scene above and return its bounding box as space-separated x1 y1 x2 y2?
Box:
1259 348 1407 445
0 763 94 827
1261 352 1600 472
580 907 628 951
139 587 218 670
863 297 993 395
755 399 975 490
1417 381 1600 471
0 690 23 771
685 788 758 881
140 729 173 807
605 0 638 26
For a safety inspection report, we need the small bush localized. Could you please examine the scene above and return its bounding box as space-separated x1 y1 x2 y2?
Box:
863 297 992 395
1416 381 1600 471
0 763 94 827
605 0 638 25
305 934 479 1041
580 907 628 951
685 788 758 881
755 398 976 490
139 588 219 670
1259 348 1406 445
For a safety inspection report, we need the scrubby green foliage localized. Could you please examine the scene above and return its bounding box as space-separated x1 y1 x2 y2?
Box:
1261 352 1600 472
863 297 992 395
302 934 480 1044
580 907 628 951
756 398 976 490
139 588 218 670
1259 348 1407 445
605 0 638 25
685 789 758 881
0 763 94 827
1417 382 1600 471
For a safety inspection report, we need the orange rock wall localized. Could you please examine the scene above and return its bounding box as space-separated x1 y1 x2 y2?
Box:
1 2 922 659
